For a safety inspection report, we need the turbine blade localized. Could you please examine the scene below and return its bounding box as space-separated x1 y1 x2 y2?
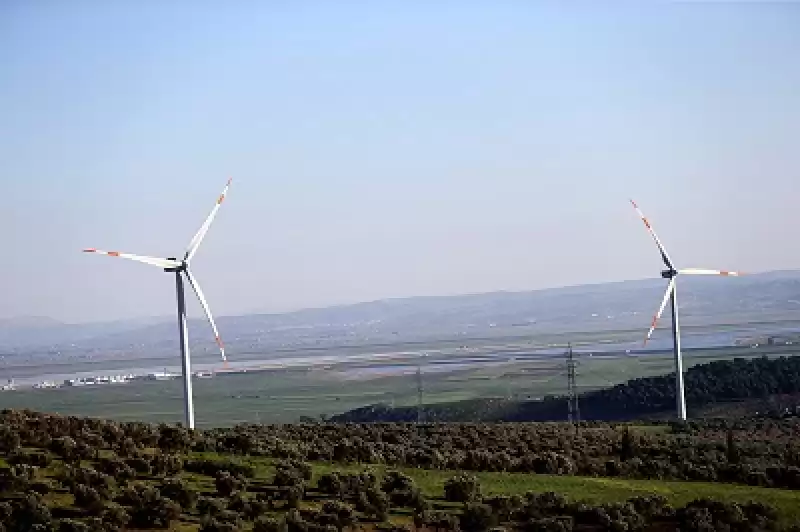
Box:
184 177 232 262
678 268 741 276
82 248 180 269
630 199 675 270
644 278 676 346
184 269 226 363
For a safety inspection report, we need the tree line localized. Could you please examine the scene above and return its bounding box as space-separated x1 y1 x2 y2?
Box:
332 355 800 423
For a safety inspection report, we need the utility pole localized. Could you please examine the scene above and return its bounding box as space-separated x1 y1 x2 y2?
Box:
566 343 580 423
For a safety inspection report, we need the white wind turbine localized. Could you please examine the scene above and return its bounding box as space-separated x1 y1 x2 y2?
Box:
630 200 741 421
83 178 232 429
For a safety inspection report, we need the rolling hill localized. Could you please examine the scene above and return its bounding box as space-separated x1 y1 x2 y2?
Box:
1 270 799 357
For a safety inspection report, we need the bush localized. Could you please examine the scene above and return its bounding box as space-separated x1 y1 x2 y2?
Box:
215 471 246 497
254 516 289 532
71 484 105 515
317 472 344 496
356 487 389 521
380 471 424 507
99 503 130 530
58 519 89 532
96 457 135 482
0 426 21 454
286 485 304 510
186 458 255 479
415 510 460 531
275 460 312 481
6 451 50 468
159 477 197 509
125 486 181 528
519 492 568 521
520 517 573 532
321 500 357 530
0 466 31 493
445 474 482 503
6 493 53 532
200 511 244 532
461 503 496 532
198 497 228 517
150 452 184 476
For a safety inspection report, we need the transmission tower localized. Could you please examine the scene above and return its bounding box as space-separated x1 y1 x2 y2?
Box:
416 364 424 424
566 343 580 423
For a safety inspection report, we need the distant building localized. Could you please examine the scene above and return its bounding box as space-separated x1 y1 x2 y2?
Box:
146 371 178 381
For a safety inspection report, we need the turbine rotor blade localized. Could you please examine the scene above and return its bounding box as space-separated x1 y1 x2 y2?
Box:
678 268 741 276
645 278 676 346
630 199 675 270
82 249 181 269
184 268 226 363
184 177 232 263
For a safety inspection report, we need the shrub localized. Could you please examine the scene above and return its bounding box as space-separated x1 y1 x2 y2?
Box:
380 471 423 507
322 500 357 530
58 519 89 532
71 484 105 515
125 486 181 528
198 497 228 517
215 471 246 497
461 503 496 532
286 485 304 510
100 503 130 530
356 487 389 521
186 458 255 479
445 474 482 503
317 472 344 496
200 511 244 532
254 516 289 532
159 477 197 509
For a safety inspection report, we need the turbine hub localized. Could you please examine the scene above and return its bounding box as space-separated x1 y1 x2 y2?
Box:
661 269 677 279
164 258 187 273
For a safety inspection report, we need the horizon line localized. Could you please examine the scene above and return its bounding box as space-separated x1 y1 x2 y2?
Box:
10 267 798 326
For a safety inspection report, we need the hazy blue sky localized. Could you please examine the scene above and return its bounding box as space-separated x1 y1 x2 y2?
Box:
1 1 798 323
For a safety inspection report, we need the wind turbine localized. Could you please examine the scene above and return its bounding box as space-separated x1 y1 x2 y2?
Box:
83 178 232 429
630 200 740 421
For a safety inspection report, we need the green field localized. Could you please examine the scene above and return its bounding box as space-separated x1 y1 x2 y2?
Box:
184 454 800 525
15 448 800 529
322 466 800 525
0 345 795 426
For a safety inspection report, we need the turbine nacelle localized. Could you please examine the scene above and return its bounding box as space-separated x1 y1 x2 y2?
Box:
661 269 677 279
164 258 186 273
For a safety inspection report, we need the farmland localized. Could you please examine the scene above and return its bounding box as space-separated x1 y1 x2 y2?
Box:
0 343 795 427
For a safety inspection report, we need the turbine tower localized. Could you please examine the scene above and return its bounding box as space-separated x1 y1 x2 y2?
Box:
630 200 740 421
83 178 232 429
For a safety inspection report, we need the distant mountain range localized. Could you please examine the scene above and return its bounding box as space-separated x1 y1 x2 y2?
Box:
2 270 800 356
